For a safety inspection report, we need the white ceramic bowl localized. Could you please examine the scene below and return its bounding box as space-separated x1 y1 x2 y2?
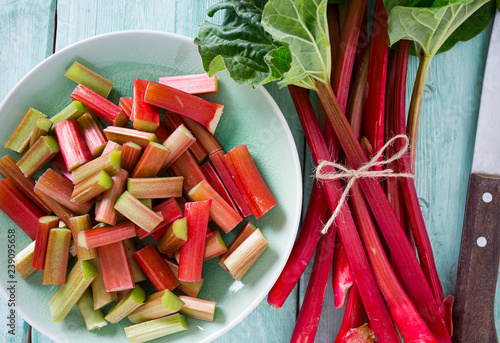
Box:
0 31 302 342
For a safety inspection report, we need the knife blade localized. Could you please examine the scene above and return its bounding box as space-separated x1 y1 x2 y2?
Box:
452 11 500 343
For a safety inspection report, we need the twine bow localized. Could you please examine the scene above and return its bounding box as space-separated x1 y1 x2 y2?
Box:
315 134 415 234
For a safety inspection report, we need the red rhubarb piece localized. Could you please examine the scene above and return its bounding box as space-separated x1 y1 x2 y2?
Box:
133 245 178 291
97 240 135 292
132 79 160 132
54 119 92 171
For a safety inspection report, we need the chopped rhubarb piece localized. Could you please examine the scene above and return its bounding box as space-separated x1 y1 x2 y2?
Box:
132 79 160 132
50 101 87 128
49 153 73 181
16 135 60 178
153 123 170 143
71 85 128 126
68 215 97 260
119 97 133 119
32 216 59 270
102 140 122 154
77 112 108 158
78 221 136 249
114 191 163 232
91 258 117 310
49 260 97 322
0 178 44 240
204 230 227 261
76 288 108 331
71 170 113 204
128 289 184 323
95 169 129 225
65 61 114 98
188 180 242 233
145 81 223 134
224 145 277 218
163 258 204 297
29 117 53 148
137 198 183 240
33 187 75 227
163 111 208 164
72 149 121 184
5 107 47 153
127 177 183 199
223 228 268 280
159 124 195 172
42 227 72 285
123 238 148 283
210 150 253 217
219 221 256 269
54 119 92 171
177 200 211 282
0 155 51 214
178 296 216 322
103 126 158 148
169 149 206 193
131 142 170 177
105 285 146 324
159 73 218 94
124 313 188 343
200 161 238 212
13 241 37 279
157 217 187 255
121 142 142 172
133 245 179 291
182 117 222 155
97 240 135 292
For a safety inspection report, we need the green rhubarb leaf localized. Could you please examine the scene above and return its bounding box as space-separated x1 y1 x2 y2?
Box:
194 0 292 88
261 0 331 89
387 0 495 57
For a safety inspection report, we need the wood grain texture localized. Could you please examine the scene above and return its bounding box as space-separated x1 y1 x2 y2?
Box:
452 173 500 343
0 0 55 342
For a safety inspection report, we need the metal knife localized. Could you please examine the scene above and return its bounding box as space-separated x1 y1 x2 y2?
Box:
452 11 500 343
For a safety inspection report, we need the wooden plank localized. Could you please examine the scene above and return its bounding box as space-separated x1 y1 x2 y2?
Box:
407 25 499 332
0 1 55 342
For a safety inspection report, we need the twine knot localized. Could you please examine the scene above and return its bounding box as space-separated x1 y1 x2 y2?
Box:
315 134 415 234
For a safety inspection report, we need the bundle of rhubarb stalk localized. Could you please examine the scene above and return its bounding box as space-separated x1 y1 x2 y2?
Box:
0 60 278 342
195 0 497 342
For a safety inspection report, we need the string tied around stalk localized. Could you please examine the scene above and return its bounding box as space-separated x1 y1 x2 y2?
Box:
315 134 415 234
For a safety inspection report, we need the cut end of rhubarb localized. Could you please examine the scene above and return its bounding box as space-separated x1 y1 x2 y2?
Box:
173 217 188 241
208 105 223 134
81 260 98 279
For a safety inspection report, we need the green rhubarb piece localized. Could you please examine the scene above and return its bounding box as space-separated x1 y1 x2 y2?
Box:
49 260 97 322
92 258 117 310
13 241 37 279
128 289 185 323
65 61 114 98
104 284 146 324
50 101 87 127
72 150 122 184
139 198 153 209
114 191 163 232
17 135 60 178
76 288 108 331
29 117 53 147
71 170 113 204
5 108 47 153
124 313 188 343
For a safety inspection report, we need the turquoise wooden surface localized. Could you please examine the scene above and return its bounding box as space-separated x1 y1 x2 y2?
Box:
0 0 498 342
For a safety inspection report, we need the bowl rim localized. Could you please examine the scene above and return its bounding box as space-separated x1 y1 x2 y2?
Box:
0 29 303 343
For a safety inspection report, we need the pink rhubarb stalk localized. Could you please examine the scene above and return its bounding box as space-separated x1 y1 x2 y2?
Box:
71 84 128 126
177 200 212 282
78 221 137 249
133 245 179 291
103 126 158 148
95 169 129 225
158 73 218 94
77 112 108 158
97 240 135 292
54 119 92 171
131 142 170 178
0 178 44 240
68 214 97 261
159 124 196 172
32 216 59 270
200 161 238 213
145 81 223 134
132 79 160 132
121 142 142 173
